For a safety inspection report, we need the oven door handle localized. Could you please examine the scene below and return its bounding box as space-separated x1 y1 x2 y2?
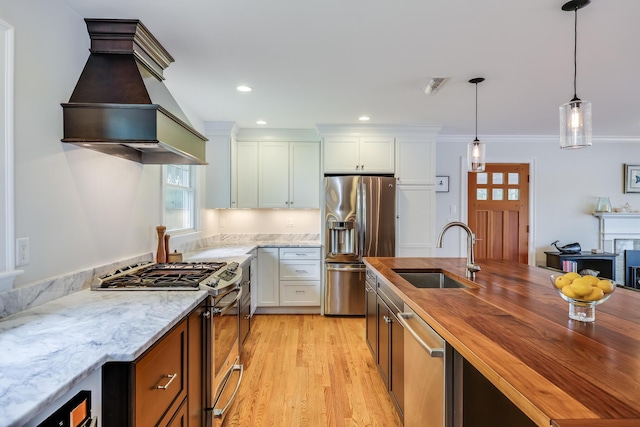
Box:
215 287 243 317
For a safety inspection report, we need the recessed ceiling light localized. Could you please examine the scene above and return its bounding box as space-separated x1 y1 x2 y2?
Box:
237 85 252 92
256 120 267 125
359 116 371 121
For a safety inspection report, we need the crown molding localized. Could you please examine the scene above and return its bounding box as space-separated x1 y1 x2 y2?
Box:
437 134 640 144
235 127 320 142
316 124 442 138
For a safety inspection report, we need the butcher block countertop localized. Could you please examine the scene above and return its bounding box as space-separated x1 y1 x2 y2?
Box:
363 257 640 427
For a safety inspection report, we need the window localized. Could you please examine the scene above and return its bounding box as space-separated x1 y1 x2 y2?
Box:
164 165 197 233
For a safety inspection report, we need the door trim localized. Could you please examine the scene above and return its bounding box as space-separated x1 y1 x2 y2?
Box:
459 156 536 265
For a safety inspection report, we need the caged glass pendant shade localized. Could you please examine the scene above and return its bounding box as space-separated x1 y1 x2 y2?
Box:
467 139 486 172
559 0 592 149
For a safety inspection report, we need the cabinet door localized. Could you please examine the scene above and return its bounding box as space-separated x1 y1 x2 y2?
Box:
389 311 404 416
365 277 378 360
250 250 258 314
236 141 259 208
395 138 435 185
359 137 395 174
377 295 390 389
290 142 320 208
396 185 435 257
205 135 232 208
323 137 360 173
259 141 290 208
257 248 279 306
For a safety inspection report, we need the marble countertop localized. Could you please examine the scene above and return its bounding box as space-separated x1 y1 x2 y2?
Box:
0 289 208 427
0 239 321 426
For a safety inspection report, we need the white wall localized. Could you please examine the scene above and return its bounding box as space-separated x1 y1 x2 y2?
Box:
1 0 208 286
436 136 639 265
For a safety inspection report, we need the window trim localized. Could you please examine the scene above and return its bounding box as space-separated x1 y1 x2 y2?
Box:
162 164 199 235
0 18 21 290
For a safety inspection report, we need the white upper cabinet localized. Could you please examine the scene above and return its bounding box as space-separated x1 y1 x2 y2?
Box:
290 142 320 208
258 141 320 209
323 137 395 174
259 142 290 208
395 138 435 185
236 141 259 208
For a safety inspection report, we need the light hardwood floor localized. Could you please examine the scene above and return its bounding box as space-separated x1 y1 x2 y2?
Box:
222 314 403 427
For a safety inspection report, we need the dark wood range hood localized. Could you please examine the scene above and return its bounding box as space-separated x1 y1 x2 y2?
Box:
61 19 208 165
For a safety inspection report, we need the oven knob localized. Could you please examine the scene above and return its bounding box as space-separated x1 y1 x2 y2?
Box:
227 262 239 272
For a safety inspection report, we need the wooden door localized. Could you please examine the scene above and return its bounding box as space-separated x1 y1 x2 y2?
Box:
468 163 529 264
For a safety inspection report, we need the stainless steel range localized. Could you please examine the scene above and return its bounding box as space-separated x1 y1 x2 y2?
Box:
93 261 242 295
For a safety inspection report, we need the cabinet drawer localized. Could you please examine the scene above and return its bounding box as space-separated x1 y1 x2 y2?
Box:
279 260 321 280
135 320 187 427
279 247 321 260
280 281 321 305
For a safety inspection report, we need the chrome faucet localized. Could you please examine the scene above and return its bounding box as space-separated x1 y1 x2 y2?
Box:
436 221 481 279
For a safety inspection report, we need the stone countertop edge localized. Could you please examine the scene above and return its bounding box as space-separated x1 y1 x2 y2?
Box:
0 240 321 426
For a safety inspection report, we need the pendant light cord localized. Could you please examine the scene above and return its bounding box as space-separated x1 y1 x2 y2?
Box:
475 82 478 140
573 8 578 99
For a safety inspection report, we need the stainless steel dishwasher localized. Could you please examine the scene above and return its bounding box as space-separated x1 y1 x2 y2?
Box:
397 303 452 427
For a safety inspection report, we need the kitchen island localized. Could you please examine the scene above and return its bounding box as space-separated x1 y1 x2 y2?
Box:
364 257 640 427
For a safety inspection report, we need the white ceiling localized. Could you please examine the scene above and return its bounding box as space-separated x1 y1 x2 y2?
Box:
62 0 640 138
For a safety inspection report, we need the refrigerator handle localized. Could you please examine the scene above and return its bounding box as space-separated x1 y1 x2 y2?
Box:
359 180 366 259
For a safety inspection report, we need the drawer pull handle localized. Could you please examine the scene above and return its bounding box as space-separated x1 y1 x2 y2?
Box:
156 373 177 390
295 253 309 256
295 269 308 273
295 290 306 293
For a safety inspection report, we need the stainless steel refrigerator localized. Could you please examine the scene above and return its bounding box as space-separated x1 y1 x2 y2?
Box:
324 175 396 315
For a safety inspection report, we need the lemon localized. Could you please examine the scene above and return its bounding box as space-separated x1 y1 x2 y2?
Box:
563 272 581 282
555 276 571 289
596 279 615 294
584 287 605 301
582 275 599 286
569 278 592 297
562 285 578 299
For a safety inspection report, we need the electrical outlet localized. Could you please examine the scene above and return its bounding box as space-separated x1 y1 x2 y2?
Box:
450 205 457 214
16 237 30 266
219 218 226 228
286 218 295 227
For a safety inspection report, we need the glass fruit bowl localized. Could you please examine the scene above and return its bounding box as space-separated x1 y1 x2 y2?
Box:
550 273 616 322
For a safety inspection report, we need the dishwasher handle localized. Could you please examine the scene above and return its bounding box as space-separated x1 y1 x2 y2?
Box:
326 265 366 272
397 312 444 358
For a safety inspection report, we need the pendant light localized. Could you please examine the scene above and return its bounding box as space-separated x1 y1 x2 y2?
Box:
559 0 592 149
467 77 486 172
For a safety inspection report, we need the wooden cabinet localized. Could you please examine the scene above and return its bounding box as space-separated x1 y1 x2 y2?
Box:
256 247 321 311
323 137 395 174
367 272 404 419
187 300 206 427
365 270 378 360
102 319 188 427
259 141 320 208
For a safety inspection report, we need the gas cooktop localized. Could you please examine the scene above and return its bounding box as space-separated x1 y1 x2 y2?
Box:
93 261 240 293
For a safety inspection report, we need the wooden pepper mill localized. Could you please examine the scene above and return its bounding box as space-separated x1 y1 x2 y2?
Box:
156 226 167 263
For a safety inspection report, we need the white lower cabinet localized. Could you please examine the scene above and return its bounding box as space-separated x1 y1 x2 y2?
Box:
257 247 321 311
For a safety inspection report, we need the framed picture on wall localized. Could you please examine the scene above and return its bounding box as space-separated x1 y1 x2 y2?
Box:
435 176 449 193
624 164 640 193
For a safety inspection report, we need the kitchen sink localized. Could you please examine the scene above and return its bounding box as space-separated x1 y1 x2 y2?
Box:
393 270 475 289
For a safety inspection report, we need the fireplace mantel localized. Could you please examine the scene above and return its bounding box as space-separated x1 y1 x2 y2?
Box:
593 212 640 251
